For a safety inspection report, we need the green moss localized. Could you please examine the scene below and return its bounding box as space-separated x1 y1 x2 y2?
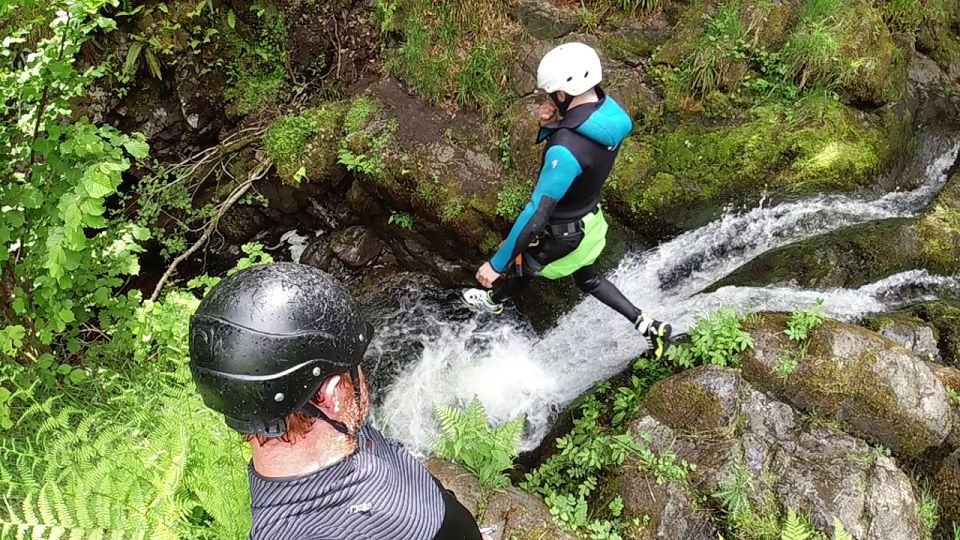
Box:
780 0 898 103
917 175 960 274
338 98 395 183
606 95 904 228
645 378 730 435
755 317 940 458
264 104 345 183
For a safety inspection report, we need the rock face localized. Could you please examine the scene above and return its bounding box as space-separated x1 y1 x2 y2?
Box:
607 468 717 539
330 226 384 267
867 314 942 362
511 0 578 40
625 365 925 539
934 449 960 535
742 314 953 459
423 458 575 540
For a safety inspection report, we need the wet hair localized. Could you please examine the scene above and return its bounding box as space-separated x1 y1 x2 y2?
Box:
245 369 369 446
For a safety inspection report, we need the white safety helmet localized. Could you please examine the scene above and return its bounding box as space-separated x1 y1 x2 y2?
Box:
536 42 603 96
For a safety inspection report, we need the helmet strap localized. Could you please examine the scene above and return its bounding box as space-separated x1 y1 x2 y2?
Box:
299 365 365 437
550 91 572 116
302 401 353 436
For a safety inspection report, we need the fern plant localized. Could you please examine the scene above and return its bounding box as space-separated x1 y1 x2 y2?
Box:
434 397 524 493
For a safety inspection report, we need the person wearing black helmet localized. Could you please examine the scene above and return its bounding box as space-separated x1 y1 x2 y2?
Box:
189 262 488 540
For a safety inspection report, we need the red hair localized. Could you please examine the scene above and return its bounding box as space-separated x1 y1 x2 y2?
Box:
246 369 368 446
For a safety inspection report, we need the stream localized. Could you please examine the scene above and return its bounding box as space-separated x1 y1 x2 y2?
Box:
345 132 960 454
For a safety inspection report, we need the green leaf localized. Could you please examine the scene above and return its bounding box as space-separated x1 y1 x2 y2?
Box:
79 196 105 216
123 138 150 159
227 10 236 28
82 167 115 198
59 308 75 324
68 369 87 384
93 287 111 305
124 42 144 74
0 418 11 430
0 388 11 403
145 48 163 80
57 364 72 375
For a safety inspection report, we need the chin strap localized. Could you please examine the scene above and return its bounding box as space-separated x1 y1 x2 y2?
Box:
301 365 365 436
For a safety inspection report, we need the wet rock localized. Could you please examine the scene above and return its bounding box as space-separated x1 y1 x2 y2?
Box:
908 53 950 90
512 0 578 40
708 170 960 291
330 226 384 267
218 205 269 244
423 458 574 540
299 237 333 270
627 365 925 539
742 314 953 459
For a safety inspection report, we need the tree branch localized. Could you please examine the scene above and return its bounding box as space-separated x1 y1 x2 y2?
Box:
148 156 272 302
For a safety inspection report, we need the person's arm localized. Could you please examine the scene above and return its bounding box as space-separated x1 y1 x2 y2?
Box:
489 145 582 272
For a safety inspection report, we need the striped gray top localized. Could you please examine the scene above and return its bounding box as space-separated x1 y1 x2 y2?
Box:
248 426 444 539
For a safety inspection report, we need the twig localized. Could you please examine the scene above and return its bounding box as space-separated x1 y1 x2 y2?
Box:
148 156 271 302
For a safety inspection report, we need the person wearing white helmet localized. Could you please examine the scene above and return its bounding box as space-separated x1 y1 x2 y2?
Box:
462 42 672 359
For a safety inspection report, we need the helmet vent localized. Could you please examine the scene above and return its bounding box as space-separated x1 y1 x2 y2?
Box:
566 76 573 82
584 71 589 77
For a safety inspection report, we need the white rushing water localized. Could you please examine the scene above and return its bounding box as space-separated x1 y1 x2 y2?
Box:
371 133 960 454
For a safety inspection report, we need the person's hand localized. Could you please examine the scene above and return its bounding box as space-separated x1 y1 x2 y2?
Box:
475 262 501 288
538 100 557 127
481 534 493 540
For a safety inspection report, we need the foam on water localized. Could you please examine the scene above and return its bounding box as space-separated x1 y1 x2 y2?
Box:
371 133 960 454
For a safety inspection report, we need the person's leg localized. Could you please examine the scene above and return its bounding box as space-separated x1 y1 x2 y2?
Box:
490 266 532 304
572 265 672 358
571 265 642 323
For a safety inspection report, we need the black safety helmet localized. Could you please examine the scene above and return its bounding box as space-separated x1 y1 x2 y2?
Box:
189 262 374 438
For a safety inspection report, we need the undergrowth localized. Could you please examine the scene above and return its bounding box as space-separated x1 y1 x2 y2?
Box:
374 0 514 116
667 308 755 369
521 357 688 540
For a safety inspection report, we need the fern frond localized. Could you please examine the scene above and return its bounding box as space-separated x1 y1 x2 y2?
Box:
833 517 853 540
781 508 811 540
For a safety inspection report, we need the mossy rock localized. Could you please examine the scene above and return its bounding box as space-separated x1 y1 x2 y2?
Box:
264 103 347 183
934 449 960 537
742 313 953 459
917 172 960 273
907 302 960 368
643 365 741 435
603 98 910 232
706 218 923 291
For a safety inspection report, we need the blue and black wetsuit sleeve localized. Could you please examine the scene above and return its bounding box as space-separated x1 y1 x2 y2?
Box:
490 145 582 273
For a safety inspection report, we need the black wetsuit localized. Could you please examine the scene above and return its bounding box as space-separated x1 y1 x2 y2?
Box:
488 90 642 323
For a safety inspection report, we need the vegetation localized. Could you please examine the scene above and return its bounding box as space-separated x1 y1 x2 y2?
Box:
777 300 826 376
521 358 691 540
667 308 755 369
434 397 524 503
374 0 514 115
